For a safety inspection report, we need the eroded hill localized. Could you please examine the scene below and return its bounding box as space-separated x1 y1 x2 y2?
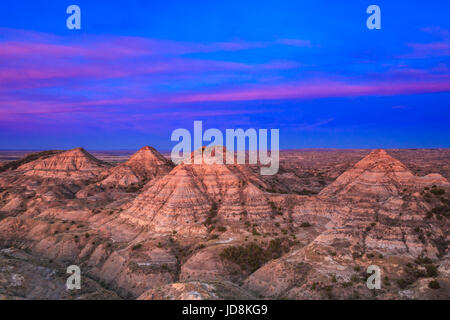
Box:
0 147 448 300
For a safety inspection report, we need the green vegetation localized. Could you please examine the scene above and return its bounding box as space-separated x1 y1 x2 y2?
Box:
252 228 261 236
300 222 312 228
125 184 142 193
425 264 438 277
217 226 227 232
428 280 440 289
430 188 445 196
132 243 142 250
268 201 283 217
204 202 218 227
295 189 318 196
415 256 433 265
396 278 413 289
220 238 290 272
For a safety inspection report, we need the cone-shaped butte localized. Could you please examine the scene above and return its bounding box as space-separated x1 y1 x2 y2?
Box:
18 147 109 179
320 149 448 198
120 146 276 235
101 146 174 187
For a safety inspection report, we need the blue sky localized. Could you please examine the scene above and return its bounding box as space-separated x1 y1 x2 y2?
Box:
0 0 449 150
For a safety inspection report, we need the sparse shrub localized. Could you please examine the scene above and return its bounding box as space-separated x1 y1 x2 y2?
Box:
396 278 412 289
220 238 289 273
252 228 261 236
352 252 363 259
300 222 312 228
269 201 283 216
204 202 218 227
157 242 162 248
415 256 433 265
425 264 438 277
295 189 318 196
428 280 440 289
217 226 227 232
342 282 352 288
132 243 142 251
430 188 445 196
351 275 360 283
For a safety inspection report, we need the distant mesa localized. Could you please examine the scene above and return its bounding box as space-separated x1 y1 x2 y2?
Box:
18 147 109 179
320 149 449 198
100 146 174 187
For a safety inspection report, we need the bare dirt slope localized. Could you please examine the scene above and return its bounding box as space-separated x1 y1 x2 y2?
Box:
0 148 448 300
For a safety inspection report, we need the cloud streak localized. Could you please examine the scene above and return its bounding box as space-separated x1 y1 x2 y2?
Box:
1 27 449 139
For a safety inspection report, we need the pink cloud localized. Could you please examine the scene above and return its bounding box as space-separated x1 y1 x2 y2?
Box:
402 42 450 58
400 27 450 59
171 80 450 103
0 28 313 60
276 39 312 48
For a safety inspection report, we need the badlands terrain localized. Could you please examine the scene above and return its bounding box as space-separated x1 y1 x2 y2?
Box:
0 147 449 300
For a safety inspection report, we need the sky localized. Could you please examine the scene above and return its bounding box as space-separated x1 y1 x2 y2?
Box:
0 0 449 150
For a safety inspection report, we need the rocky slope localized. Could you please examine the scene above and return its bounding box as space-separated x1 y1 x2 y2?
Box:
0 147 448 300
320 149 448 199
100 146 173 188
118 147 278 235
17 147 110 180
